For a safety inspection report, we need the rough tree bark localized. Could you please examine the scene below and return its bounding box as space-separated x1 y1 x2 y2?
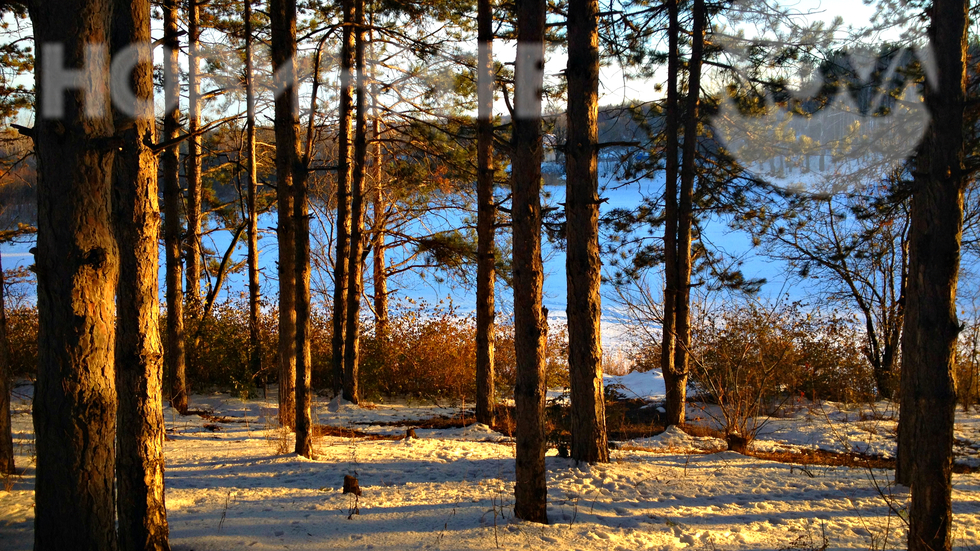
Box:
0 249 13 475
270 0 311 456
343 0 367 405
370 41 388 342
565 0 608 464
512 0 548 524
184 0 202 309
272 0 296 428
670 0 704 428
474 0 497 427
332 0 356 396
898 1 968 550
162 0 187 415
110 0 171 547
371 144 388 340
29 0 119 547
244 0 262 387
660 0 682 426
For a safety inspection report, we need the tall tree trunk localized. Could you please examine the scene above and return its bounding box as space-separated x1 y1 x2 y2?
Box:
29 0 119 547
185 0 203 310
371 95 388 341
565 0 607 464
332 0 356 397
343 0 367 405
369 22 387 341
474 0 496 427
111 2 171 548
162 0 187 415
272 0 296 428
270 0 311 455
898 2 967 550
660 0 682 426
512 0 548 524
245 0 262 387
294 140 313 457
0 250 13 475
670 0 704 428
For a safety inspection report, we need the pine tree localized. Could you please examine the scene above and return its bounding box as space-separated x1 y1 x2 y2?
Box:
659 0 682 426
110 0 171 547
273 0 297 428
668 0 705 426
185 0 203 310
343 0 368 405
244 0 262 401
270 0 312 456
332 0 356 397
512 0 548 524
899 0 968 548
565 0 607 464
29 0 119 547
475 0 497 427
162 0 188 415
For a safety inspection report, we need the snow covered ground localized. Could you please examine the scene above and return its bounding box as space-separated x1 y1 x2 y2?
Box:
2 378 980 551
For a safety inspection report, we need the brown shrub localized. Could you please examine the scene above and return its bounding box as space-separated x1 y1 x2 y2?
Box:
172 296 332 396
689 301 872 445
359 301 477 402
494 318 570 395
5 305 37 378
359 302 570 403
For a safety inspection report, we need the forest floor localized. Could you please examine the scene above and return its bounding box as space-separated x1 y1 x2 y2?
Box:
2 373 979 551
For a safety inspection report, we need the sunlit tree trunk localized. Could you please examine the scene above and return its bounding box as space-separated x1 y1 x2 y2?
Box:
371 96 388 341
565 0 607 464
29 0 119 547
185 0 202 310
512 0 548 524
244 0 262 387
670 0 704 428
474 0 497 427
270 0 311 455
272 0 296 428
111 1 171 547
899 2 967 550
162 0 187 415
332 0 356 396
369 21 388 341
343 0 367 405
660 0 682 426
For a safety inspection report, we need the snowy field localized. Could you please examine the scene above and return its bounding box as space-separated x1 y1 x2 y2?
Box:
2 376 980 551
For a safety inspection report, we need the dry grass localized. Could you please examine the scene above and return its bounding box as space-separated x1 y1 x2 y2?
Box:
677 423 725 439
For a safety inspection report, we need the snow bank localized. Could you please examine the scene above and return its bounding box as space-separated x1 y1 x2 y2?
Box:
603 370 666 402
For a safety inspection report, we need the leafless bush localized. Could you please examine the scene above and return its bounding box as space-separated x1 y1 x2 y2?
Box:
690 299 872 447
